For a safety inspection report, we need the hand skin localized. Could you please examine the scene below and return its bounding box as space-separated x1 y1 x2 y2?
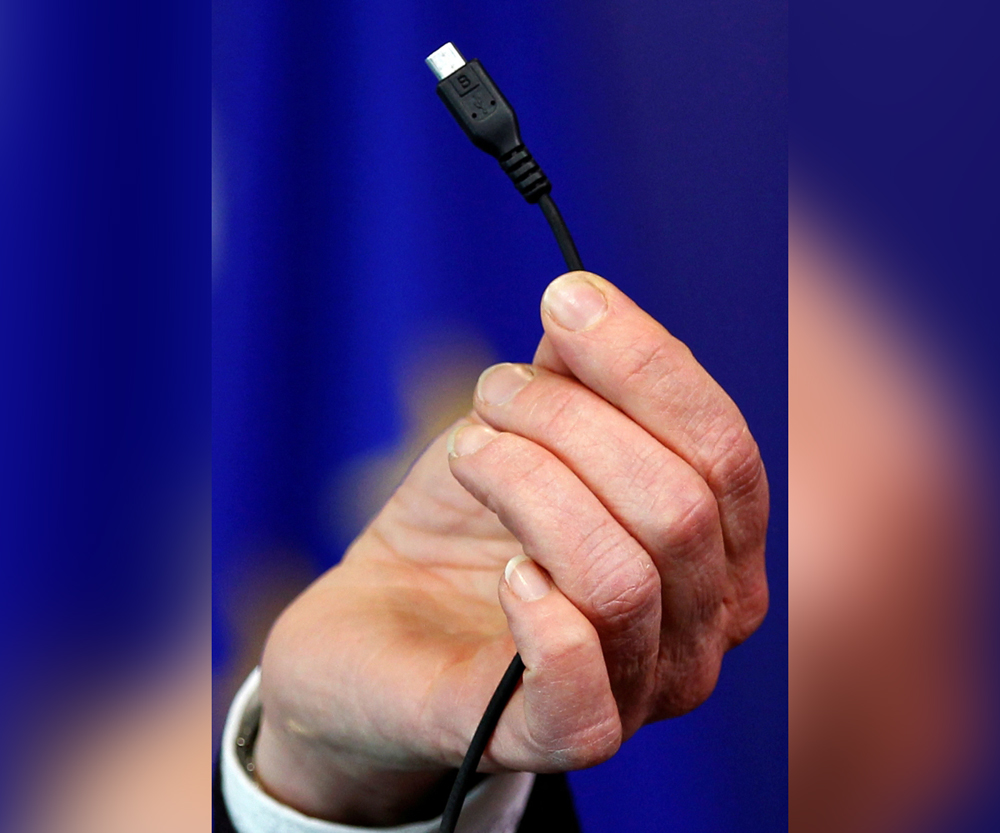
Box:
253 272 770 826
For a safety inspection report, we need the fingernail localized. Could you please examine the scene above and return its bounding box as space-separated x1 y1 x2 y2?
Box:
447 424 499 458
542 275 608 331
477 363 534 406
504 554 552 602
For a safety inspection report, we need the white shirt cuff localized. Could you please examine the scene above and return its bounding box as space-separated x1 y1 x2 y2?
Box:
221 669 536 833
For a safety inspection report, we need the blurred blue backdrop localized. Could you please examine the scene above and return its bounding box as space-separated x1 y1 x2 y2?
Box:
212 2 787 832
1 1 209 825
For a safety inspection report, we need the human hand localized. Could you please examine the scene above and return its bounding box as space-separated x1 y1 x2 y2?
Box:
252 272 769 825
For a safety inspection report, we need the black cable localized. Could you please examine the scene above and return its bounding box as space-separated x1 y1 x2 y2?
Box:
438 654 526 833
538 193 584 272
425 42 583 833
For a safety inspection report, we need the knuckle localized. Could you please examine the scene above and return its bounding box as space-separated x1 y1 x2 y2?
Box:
590 555 660 630
706 421 766 507
656 477 720 558
572 518 658 624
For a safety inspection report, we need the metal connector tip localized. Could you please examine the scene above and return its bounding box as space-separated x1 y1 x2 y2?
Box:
425 42 466 81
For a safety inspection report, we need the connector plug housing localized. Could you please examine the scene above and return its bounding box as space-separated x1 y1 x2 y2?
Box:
426 45 552 204
434 59 522 159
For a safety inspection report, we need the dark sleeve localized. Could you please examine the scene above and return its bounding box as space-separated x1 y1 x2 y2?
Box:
516 774 581 833
213 761 579 833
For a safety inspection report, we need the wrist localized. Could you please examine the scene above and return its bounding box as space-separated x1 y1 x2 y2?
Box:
254 712 453 826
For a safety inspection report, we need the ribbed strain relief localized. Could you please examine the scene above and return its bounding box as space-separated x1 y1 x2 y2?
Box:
499 145 551 204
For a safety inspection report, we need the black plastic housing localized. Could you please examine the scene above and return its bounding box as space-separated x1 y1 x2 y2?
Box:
436 59 552 203
435 59 520 156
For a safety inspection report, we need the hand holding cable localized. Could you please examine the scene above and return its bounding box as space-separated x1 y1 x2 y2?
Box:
249 44 770 831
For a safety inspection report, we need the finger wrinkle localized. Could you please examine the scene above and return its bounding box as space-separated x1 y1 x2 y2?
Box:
612 335 682 393
570 515 632 574
534 386 586 437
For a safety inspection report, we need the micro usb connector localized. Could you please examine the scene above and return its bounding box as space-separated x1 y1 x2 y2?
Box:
424 42 582 271
425 41 553 205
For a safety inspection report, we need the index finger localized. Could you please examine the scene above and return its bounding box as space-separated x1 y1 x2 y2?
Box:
537 271 768 563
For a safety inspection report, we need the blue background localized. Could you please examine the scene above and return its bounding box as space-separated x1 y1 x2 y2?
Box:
212 2 787 832
1 0 209 824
